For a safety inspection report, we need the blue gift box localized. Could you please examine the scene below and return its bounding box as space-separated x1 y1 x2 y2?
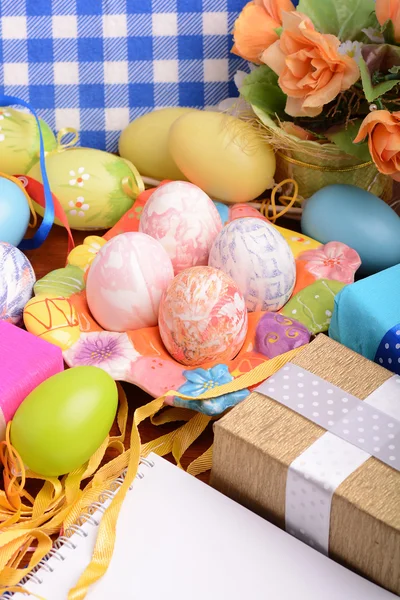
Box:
329 265 400 375
0 0 247 152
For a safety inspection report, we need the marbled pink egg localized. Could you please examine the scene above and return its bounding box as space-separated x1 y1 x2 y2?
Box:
86 232 174 332
139 181 222 274
158 266 248 367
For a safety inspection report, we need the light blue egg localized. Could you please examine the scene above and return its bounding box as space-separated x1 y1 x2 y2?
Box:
213 201 230 225
301 184 400 275
0 177 30 247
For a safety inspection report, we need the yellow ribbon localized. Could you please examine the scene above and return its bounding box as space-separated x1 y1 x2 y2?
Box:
260 178 299 222
56 128 80 151
0 347 301 596
121 171 145 200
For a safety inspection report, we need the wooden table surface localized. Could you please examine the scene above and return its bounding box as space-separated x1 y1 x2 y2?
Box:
25 215 301 483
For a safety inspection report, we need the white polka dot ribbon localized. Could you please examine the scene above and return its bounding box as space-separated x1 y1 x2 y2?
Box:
256 366 400 555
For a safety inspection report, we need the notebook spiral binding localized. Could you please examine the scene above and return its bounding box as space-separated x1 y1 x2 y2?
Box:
1 457 155 598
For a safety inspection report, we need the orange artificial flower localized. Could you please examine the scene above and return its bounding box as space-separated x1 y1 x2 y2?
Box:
376 0 400 42
354 110 400 181
232 0 295 64
262 12 359 117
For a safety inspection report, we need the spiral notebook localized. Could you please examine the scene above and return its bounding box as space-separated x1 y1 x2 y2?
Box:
6 454 395 600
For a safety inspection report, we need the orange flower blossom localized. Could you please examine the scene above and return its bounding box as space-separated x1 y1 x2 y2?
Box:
261 11 360 117
376 0 400 43
354 110 400 181
232 0 295 64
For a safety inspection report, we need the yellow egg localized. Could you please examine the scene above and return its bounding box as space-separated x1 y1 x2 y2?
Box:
168 111 276 203
118 108 194 181
23 294 81 350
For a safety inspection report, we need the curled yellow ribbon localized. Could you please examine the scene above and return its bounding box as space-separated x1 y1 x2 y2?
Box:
56 128 80 151
260 178 299 223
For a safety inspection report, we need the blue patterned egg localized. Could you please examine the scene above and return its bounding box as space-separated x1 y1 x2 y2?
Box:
208 218 296 312
0 242 35 325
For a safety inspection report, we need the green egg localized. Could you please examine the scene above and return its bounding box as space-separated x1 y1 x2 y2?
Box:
0 107 56 175
281 279 345 334
28 147 144 230
10 367 118 477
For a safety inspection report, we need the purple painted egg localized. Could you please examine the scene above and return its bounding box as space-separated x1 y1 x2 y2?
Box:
255 313 310 359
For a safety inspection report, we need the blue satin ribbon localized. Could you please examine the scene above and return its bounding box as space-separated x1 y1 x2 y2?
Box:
0 96 55 250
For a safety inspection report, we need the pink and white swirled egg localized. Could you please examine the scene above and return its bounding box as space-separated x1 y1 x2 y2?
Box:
86 232 174 332
158 266 248 367
139 181 222 274
209 218 296 312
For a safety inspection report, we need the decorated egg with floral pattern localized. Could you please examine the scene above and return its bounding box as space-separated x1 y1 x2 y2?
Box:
158 266 248 367
0 108 56 175
86 232 174 332
139 181 222 274
209 218 296 312
28 148 144 230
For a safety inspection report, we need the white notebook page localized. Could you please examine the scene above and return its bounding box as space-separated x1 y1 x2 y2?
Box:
10 453 395 600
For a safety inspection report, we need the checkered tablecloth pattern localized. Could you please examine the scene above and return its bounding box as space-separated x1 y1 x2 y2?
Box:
0 0 248 152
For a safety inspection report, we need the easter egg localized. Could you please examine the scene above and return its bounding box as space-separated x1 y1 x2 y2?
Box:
118 108 193 181
86 232 174 332
139 181 222 274
0 242 35 325
23 294 81 350
301 184 400 275
168 111 276 203
0 177 30 246
209 218 296 312
255 313 310 358
158 266 248 367
0 107 56 175
34 265 85 298
10 366 118 476
281 279 345 334
28 148 144 230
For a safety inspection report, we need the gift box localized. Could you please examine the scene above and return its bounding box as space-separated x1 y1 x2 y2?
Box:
211 335 400 595
0 0 246 152
330 265 400 376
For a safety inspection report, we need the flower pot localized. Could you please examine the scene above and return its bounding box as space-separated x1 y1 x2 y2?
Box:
249 107 394 219
275 145 393 205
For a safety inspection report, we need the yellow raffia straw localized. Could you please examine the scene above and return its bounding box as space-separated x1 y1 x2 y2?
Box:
0 347 302 596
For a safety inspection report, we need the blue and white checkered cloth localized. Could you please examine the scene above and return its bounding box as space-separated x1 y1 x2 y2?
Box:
0 0 248 152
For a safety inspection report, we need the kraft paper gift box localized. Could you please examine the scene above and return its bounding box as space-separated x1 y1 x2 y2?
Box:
211 335 400 595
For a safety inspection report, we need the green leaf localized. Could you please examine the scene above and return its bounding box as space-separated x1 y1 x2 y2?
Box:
383 20 396 45
298 0 377 42
274 26 283 37
359 56 400 101
389 65 400 74
325 121 371 161
240 66 287 118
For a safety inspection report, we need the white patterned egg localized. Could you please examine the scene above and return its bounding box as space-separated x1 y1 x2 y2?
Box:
208 218 296 312
139 181 222 275
0 242 36 325
86 232 174 332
